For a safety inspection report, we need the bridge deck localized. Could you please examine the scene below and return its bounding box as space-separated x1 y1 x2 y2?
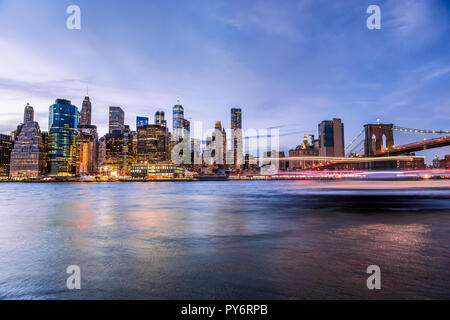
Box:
373 135 450 157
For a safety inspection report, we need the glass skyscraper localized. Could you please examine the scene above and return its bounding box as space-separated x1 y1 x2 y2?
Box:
136 116 149 128
155 111 166 128
109 106 125 134
173 99 185 137
47 99 78 176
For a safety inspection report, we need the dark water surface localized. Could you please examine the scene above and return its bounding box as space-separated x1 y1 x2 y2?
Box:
0 181 449 299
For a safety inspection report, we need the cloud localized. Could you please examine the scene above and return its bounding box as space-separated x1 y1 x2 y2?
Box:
219 1 305 41
426 66 450 80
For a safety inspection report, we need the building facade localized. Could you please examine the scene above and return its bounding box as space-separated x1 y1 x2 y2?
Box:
136 124 169 164
105 128 134 176
131 164 187 179
173 99 185 137
47 99 78 176
244 153 259 173
24 103 34 123
136 116 149 128
155 111 167 127
97 136 106 168
289 135 320 170
79 94 92 127
318 118 345 157
76 125 98 176
10 104 46 178
109 106 125 134
231 108 243 170
212 121 227 168
441 155 450 169
0 134 12 177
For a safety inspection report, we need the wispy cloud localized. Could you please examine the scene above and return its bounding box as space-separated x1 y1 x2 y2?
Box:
426 66 450 80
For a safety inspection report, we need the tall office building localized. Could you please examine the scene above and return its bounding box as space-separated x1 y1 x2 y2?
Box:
109 106 125 134
105 126 133 176
80 93 92 126
213 121 227 167
97 136 106 168
47 99 78 176
136 116 149 128
231 108 243 170
318 118 345 157
0 134 12 177
76 93 98 176
24 103 34 123
137 124 169 164
10 104 46 178
231 108 242 130
155 111 167 128
76 125 98 176
173 98 185 137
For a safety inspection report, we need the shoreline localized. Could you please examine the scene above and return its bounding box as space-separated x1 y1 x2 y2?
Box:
1 177 450 183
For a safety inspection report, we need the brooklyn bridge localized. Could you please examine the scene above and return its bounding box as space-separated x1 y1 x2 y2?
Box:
260 122 450 171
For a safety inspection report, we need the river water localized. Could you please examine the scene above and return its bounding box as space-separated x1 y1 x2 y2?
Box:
0 181 449 299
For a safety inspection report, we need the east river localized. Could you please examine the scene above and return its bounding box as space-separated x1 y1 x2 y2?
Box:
0 180 449 299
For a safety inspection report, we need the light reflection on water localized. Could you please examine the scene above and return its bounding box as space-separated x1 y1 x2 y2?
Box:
0 181 449 299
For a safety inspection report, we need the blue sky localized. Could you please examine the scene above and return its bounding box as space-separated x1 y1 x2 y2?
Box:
0 0 449 161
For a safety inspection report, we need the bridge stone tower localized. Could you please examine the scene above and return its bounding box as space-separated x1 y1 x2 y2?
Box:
364 123 394 157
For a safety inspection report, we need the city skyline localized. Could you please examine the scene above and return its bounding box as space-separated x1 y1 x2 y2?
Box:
0 0 449 161
0 1 449 303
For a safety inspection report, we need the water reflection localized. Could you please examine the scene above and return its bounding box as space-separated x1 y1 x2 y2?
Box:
0 181 449 299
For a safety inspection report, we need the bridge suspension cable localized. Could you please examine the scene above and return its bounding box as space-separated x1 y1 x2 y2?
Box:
393 126 450 135
344 130 364 152
347 140 364 156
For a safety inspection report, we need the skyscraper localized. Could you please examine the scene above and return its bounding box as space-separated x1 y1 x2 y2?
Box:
0 134 12 177
76 92 98 176
231 108 243 170
137 124 169 164
10 104 46 178
136 116 149 128
105 127 133 176
173 98 185 137
213 121 227 167
80 93 92 126
109 106 125 134
155 111 166 128
47 99 78 176
231 108 242 130
318 118 345 157
76 125 98 177
24 103 34 123
97 136 106 168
